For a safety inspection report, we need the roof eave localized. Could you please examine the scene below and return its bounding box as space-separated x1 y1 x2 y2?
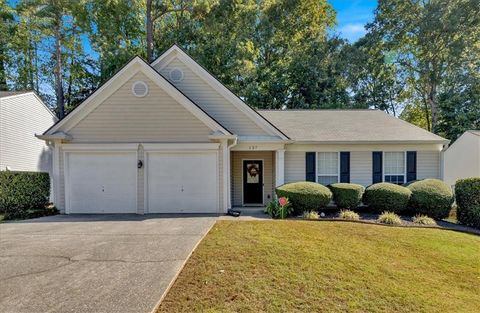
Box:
289 139 450 145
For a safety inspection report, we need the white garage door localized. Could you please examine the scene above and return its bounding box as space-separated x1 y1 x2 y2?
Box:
146 151 218 213
66 152 137 213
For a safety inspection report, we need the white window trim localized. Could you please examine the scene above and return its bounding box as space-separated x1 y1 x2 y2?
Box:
383 151 407 183
316 152 340 184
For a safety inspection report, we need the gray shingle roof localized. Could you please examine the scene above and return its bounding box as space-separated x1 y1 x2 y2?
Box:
258 109 448 143
0 91 31 98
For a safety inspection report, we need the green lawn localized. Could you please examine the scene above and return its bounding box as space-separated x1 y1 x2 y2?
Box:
158 221 480 313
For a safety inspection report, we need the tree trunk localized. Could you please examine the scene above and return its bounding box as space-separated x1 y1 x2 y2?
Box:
146 0 154 62
54 15 64 119
428 86 438 133
0 46 7 91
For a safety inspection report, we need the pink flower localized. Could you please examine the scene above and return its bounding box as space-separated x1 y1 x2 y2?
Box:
278 197 288 207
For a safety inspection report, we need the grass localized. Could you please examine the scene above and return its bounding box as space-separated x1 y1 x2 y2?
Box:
0 213 4 223
158 221 480 313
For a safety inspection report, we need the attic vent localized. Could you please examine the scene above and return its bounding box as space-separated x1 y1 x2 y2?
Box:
169 68 184 82
132 81 148 97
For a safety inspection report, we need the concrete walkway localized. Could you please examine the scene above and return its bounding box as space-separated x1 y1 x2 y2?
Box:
0 214 216 313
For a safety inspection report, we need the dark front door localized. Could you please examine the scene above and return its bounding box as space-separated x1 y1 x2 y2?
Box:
243 160 263 205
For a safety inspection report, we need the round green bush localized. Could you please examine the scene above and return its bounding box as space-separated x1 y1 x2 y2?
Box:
276 182 332 214
455 177 480 229
363 183 411 214
329 183 365 209
406 179 454 219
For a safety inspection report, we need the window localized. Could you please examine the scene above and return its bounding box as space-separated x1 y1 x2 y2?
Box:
317 152 339 185
384 152 405 184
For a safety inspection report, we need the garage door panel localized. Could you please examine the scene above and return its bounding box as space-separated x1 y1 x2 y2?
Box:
147 152 218 213
67 152 137 213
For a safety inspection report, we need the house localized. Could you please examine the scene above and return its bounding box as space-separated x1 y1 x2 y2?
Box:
443 130 480 187
0 91 57 172
38 45 449 214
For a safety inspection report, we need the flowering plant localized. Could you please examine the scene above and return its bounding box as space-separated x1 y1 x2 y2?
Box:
265 197 292 219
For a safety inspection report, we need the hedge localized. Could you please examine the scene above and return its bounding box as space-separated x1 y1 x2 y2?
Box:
455 177 480 229
406 179 454 219
363 183 411 214
276 181 332 214
329 183 364 209
0 171 50 219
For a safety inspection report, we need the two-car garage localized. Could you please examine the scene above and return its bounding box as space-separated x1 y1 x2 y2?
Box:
63 144 219 214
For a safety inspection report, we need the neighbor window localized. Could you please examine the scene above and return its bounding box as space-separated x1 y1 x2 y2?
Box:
384 152 405 184
317 152 339 185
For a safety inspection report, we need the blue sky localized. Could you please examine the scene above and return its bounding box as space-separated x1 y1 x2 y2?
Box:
330 0 377 42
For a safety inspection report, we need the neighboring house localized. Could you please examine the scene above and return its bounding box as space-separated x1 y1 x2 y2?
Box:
0 91 57 172
443 130 480 187
38 45 449 214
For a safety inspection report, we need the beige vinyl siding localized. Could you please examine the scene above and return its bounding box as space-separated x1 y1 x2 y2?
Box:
231 151 274 206
284 145 443 187
137 145 145 214
156 58 269 136
417 150 441 180
285 151 305 183
351 151 372 186
0 93 56 171
69 73 212 142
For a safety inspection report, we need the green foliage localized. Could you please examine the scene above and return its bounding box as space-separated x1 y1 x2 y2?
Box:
412 215 437 226
265 197 292 219
276 182 332 214
406 179 454 219
0 171 50 219
302 211 319 220
338 209 360 221
329 183 365 209
455 178 480 229
377 211 402 225
363 183 411 214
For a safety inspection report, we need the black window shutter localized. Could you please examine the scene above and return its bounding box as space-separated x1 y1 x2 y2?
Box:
340 152 350 183
407 151 417 182
372 152 383 184
305 152 316 182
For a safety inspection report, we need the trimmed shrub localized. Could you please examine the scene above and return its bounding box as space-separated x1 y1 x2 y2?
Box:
412 215 437 225
407 179 454 219
276 182 332 214
0 171 50 219
377 211 402 225
338 209 360 221
302 211 319 220
455 178 480 229
329 183 365 209
363 183 411 213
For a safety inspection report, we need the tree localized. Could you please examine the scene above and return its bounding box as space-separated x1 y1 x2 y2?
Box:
370 0 480 132
0 0 16 91
344 32 407 115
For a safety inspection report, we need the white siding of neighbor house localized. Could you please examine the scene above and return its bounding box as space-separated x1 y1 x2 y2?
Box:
0 93 56 172
443 132 480 187
154 57 270 136
231 151 274 207
284 144 443 187
68 73 212 143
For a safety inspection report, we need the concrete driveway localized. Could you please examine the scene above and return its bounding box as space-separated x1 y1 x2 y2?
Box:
0 214 216 313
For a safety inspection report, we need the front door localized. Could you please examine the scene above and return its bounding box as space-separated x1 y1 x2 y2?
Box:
243 160 263 205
